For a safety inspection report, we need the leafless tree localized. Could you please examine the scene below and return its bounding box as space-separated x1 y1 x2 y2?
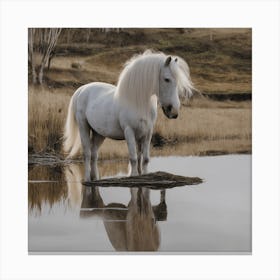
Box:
28 28 62 84
28 29 37 84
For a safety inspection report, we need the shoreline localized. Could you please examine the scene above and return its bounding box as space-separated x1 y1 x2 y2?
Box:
28 150 252 166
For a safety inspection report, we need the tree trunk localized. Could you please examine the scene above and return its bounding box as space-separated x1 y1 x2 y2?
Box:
28 29 37 84
28 28 61 84
38 28 61 84
38 66 44 84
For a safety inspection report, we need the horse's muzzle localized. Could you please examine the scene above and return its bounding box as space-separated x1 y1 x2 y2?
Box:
162 106 178 119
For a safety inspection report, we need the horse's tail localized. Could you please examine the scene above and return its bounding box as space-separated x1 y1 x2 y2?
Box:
63 93 81 158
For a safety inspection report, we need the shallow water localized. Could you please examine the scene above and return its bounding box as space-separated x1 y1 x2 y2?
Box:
28 155 251 254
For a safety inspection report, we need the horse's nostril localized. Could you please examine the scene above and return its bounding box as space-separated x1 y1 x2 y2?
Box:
167 105 172 112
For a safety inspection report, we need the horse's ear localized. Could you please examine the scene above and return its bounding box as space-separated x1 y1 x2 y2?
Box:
164 56 172 66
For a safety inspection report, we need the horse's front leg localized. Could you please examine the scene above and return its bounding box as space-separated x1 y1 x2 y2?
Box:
142 130 152 174
124 126 138 176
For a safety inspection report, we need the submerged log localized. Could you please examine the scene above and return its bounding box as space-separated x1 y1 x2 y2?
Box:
83 171 203 189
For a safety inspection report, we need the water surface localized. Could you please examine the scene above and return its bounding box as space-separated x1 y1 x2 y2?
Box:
28 155 251 254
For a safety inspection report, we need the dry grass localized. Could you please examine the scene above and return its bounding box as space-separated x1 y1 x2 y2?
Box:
154 103 251 143
28 87 71 153
28 86 251 159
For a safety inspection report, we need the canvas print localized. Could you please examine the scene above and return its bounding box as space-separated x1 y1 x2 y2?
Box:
28 28 251 253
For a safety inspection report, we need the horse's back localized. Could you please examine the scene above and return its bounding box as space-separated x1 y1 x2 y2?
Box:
83 82 115 92
74 82 115 101
73 82 115 112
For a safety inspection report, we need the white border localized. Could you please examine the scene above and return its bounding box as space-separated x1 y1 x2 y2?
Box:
0 0 279 279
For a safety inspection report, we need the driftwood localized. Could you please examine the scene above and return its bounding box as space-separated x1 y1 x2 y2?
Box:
28 153 68 166
83 171 203 189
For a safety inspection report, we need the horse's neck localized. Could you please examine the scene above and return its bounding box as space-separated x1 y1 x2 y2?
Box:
116 90 158 119
134 94 158 120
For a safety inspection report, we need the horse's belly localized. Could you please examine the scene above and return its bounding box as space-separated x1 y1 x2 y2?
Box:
93 118 125 139
85 93 125 140
93 120 125 140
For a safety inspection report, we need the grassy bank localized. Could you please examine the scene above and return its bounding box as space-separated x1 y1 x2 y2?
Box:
28 86 251 159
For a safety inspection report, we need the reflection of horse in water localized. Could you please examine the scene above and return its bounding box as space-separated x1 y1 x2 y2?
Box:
65 164 167 251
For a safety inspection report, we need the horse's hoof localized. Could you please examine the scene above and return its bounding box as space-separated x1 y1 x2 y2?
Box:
82 180 92 186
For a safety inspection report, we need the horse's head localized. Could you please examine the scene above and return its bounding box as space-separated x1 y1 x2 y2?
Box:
159 55 194 119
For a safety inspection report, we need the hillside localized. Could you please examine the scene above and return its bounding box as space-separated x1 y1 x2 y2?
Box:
35 28 252 95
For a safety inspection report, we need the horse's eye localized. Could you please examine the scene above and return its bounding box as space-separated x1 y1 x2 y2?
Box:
164 78 170 83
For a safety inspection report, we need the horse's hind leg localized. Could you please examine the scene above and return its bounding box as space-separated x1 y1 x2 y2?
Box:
90 131 105 180
77 117 92 182
137 141 143 175
124 126 138 176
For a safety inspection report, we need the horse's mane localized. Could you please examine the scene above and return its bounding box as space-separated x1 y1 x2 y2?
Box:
115 50 194 115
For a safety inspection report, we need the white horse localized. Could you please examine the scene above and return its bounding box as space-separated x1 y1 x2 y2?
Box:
63 50 194 181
